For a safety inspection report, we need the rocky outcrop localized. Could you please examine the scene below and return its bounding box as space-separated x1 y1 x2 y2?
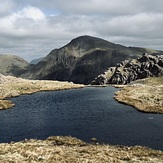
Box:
92 54 163 85
22 35 163 84
91 67 115 85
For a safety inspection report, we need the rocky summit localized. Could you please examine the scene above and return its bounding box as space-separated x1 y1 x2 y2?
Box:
22 35 163 84
92 53 163 85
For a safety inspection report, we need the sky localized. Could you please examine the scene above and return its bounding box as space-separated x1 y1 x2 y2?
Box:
0 0 163 62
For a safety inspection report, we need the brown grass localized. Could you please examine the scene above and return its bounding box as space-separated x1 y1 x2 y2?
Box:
114 77 163 114
0 136 163 163
0 74 84 110
0 100 15 110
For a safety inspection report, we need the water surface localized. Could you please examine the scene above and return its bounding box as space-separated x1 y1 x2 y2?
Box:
0 87 163 150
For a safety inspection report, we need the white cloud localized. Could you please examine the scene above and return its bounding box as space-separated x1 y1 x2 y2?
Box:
0 6 46 37
0 0 163 61
19 6 45 20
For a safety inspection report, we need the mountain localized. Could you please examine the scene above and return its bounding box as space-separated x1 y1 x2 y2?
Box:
30 57 43 64
22 35 163 84
0 54 28 76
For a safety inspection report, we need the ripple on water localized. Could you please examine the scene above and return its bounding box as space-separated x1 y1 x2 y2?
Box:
0 87 163 150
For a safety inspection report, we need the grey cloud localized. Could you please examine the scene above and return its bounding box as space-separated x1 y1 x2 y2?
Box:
0 0 163 61
0 0 15 16
13 0 163 16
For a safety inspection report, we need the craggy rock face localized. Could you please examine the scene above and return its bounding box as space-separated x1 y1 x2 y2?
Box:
21 35 163 84
92 54 163 85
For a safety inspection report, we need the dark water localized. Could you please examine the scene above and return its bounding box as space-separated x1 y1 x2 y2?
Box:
0 87 163 150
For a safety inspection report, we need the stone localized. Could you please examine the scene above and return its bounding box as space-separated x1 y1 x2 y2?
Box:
92 53 163 85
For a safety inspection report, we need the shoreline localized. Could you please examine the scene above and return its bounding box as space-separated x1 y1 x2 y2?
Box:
0 136 163 162
0 74 84 110
114 77 163 114
0 75 163 161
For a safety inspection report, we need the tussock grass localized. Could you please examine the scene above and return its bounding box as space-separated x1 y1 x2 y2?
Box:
114 77 163 114
144 76 163 85
0 74 84 110
0 136 163 162
0 100 15 110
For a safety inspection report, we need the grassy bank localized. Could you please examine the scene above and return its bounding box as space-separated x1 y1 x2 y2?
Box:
0 136 163 163
0 74 84 110
114 77 163 114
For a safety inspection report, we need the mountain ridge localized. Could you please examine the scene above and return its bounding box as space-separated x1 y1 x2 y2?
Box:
21 35 163 84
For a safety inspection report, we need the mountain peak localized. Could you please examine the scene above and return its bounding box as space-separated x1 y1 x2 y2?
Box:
70 35 111 44
22 36 163 84
67 35 116 50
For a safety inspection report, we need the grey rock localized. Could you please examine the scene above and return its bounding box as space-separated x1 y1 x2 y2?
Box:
92 53 163 85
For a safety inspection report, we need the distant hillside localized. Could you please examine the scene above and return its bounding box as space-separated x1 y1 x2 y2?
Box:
30 57 43 64
0 54 28 76
22 35 163 84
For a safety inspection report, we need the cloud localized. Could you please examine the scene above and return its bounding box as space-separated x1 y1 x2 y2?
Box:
0 0 163 61
0 0 15 16
12 0 163 16
96 13 163 37
18 6 45 20
0 6 46 35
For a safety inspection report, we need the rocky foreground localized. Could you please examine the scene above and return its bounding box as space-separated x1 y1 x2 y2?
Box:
0 74 84 110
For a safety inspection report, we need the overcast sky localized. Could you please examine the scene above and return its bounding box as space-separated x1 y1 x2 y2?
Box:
0 0 163 61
